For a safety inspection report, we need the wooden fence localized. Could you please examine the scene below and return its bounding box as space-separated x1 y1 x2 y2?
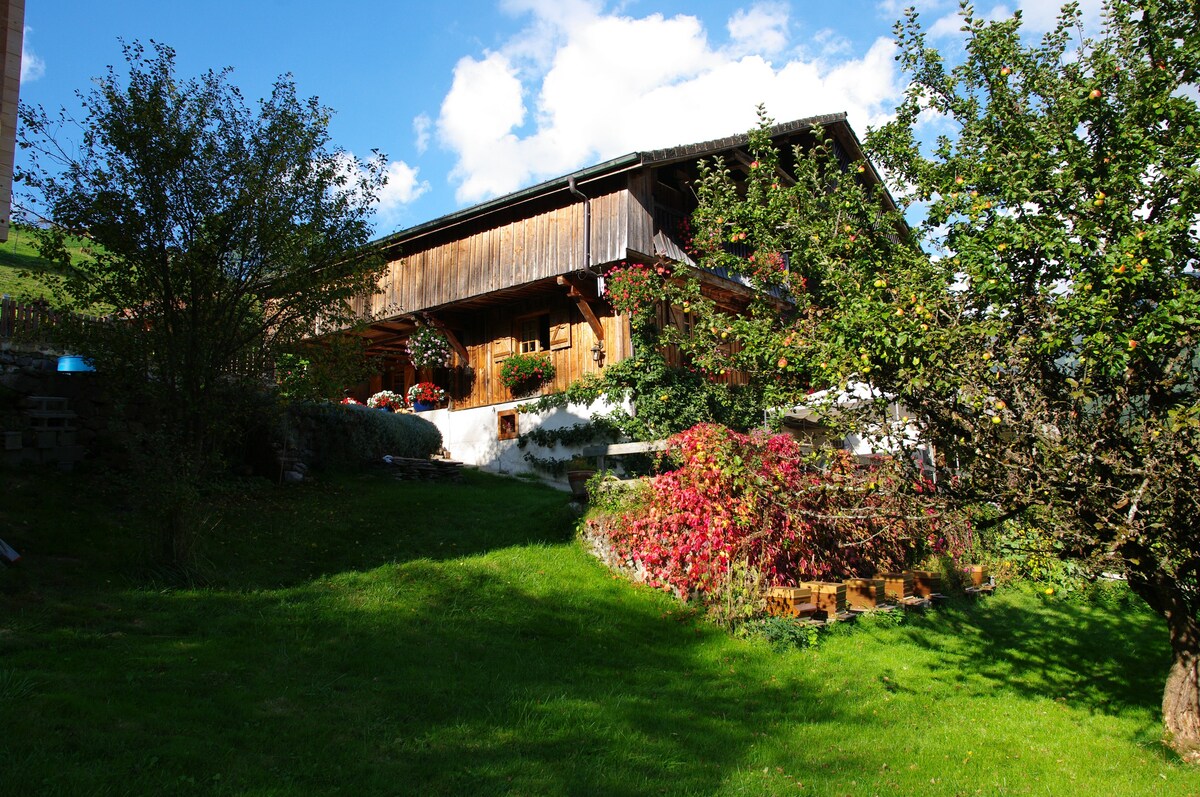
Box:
0 296 64 343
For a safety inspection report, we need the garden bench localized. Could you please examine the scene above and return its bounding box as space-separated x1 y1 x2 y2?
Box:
580 439 667 474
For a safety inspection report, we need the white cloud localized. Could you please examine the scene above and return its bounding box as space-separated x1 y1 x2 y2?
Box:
21 27 44 84
811 28 853 58
333 152 429 231
1015 0 1104 34
928 0 1104 40
377 160 431 224
436 4 903 205
413 114 432 154
727 3 790 57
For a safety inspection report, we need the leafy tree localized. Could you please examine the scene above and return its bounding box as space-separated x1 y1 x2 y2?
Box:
17 42 387 564
669 1 1200 759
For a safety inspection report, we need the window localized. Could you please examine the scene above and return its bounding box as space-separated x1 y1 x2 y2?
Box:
497 410 519 440
517 313 551 353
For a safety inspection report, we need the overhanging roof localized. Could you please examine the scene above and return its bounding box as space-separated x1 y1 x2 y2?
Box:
372 112 864 252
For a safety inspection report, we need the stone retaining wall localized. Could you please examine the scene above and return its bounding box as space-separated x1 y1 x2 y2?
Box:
0 347 108 468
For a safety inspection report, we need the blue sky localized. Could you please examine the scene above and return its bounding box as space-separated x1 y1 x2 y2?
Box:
17 0 1101 237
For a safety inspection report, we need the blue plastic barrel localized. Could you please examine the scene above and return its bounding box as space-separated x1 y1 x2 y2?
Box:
57 355 96 373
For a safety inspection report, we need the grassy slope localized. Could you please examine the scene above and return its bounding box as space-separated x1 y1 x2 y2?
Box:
0 226 91 302
1 467 1197 796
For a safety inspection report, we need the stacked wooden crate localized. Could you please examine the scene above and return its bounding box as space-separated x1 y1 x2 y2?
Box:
962 564 988 587
879 572 914 602
910 569 943 598
962 564 996 595
843 578 886 610
801 581 848 619
765 586 817 619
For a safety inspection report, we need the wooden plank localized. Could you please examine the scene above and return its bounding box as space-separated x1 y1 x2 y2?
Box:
582 440 667 457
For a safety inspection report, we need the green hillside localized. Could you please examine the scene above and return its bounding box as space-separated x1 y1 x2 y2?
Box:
0 225 92 303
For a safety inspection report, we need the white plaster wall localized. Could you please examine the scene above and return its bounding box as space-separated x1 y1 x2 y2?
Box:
418 396 630 488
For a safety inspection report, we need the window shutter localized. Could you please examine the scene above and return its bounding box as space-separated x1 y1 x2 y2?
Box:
549 306 571 350
490 310 513 362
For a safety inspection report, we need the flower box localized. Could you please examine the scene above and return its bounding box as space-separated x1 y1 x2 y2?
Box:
407 382 447 407
499 352 556 395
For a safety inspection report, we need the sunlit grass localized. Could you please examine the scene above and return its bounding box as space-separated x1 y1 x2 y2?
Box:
0 466 1196 795
0 225 94 303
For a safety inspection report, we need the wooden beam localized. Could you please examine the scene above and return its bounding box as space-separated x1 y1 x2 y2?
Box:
730 146 794 186
556 275 605 342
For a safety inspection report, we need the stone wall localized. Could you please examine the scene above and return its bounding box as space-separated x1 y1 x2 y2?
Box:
0 347 108 468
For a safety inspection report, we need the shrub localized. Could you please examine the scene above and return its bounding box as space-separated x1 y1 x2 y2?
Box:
288 401 441 469
594 423 963 607
736 616 822 651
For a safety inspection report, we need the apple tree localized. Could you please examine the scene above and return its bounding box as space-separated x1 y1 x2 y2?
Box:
671 1 1200 759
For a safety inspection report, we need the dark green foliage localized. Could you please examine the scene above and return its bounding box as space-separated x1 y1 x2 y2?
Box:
516 419 621 450
16 41 387 565
737 616 822 651
523 342 765 442
289 402 442 467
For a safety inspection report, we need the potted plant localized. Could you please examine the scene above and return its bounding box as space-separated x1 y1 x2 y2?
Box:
565 455 596 500
407 382 447 411
366 389 406 412
499 352 556 396
406 327 452 369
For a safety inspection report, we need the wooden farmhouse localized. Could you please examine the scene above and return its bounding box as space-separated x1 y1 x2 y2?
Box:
336 113 887 477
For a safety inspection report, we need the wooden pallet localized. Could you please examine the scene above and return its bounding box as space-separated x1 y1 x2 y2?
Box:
848 603 899 616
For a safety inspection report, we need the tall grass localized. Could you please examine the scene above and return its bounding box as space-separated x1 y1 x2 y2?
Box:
0 466 1196 795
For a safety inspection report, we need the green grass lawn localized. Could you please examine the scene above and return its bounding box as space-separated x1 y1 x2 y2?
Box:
0 225 92 302
1 466 1197 796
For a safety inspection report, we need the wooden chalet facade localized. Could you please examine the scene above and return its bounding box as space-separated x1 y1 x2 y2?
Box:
339 114 885 473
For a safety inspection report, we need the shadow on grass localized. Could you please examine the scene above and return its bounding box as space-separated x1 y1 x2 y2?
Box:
201 469 583 589
0 468 578 594
0 550 845 796
895 588 1169 736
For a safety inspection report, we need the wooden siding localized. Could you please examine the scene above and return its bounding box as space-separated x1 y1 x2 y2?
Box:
445 295 626 411
368 182 654 320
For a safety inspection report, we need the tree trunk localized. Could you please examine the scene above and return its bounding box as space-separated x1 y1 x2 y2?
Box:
1164 612 1200 762
1126 562 1200 762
